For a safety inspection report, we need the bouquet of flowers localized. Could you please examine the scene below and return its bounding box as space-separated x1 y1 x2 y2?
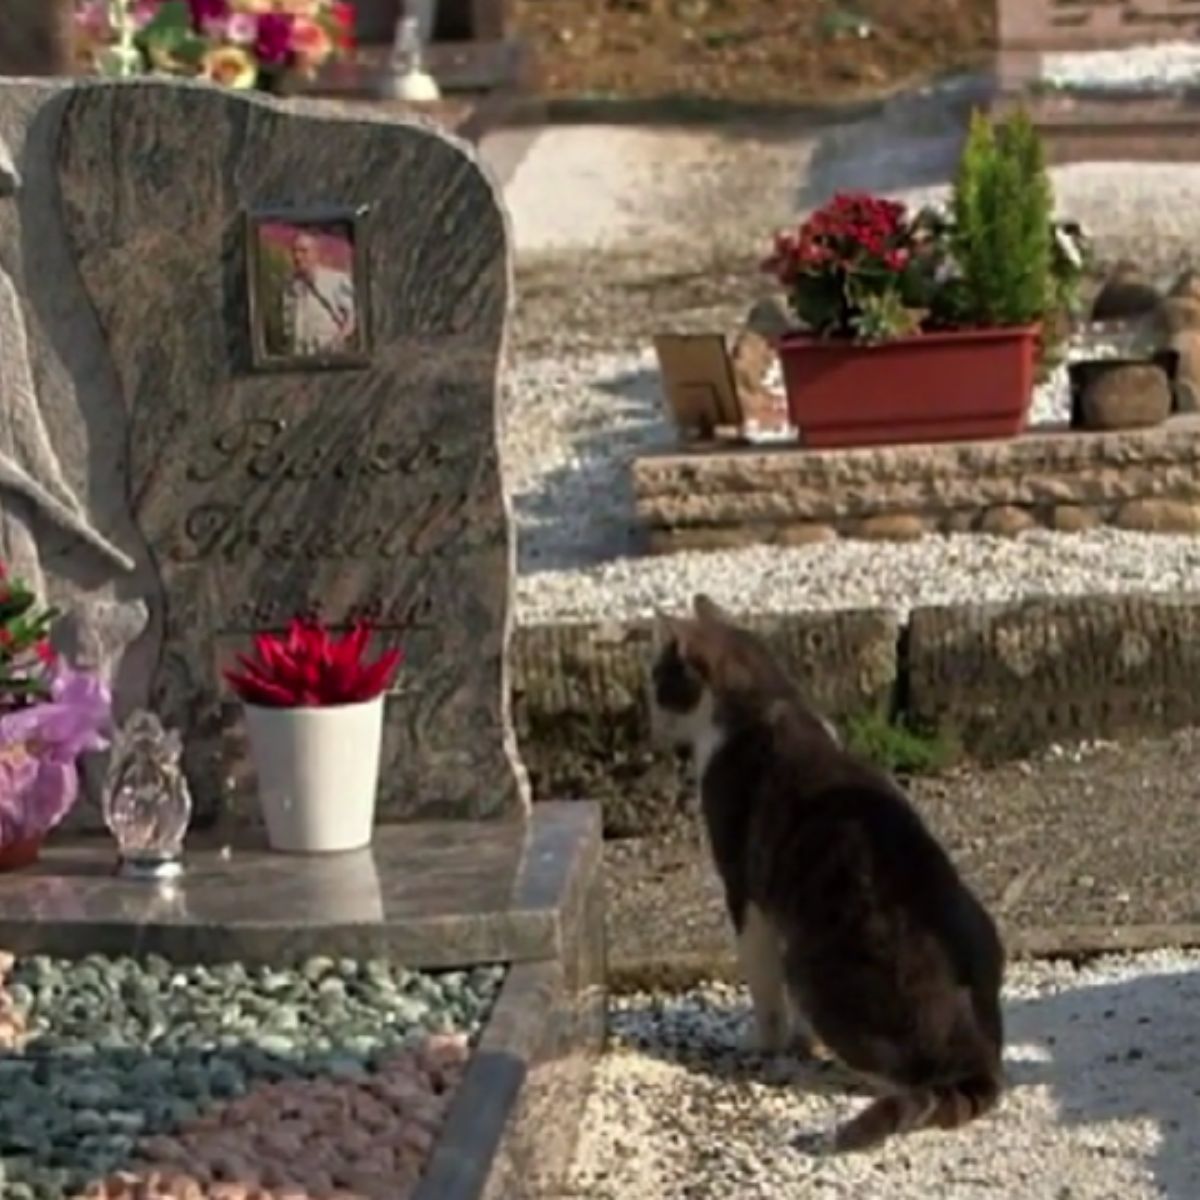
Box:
73 0 356 92
0 564 113 858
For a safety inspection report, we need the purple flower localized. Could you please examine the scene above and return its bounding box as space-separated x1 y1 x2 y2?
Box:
187 0 229 26
255 12 295 66
0 663 112 847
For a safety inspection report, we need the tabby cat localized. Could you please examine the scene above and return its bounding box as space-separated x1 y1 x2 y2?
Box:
647 595 1005 1152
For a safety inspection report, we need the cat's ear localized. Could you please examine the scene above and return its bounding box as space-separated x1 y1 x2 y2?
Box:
693 593 731 625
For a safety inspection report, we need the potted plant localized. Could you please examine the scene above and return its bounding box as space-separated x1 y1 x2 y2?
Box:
0 564 113 871
73 0 356 91
763 109 1069 448
224 618 402 854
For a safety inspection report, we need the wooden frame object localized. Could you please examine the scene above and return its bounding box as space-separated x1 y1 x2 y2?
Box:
246 205 373 372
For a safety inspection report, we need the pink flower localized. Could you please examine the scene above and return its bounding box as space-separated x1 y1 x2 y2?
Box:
224 12 259 45
0 662 113 847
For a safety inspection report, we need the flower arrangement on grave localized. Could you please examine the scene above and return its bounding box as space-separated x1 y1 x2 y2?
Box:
73 0 356 92
0 564 113 869
224 617 403 853
759 109 1090 448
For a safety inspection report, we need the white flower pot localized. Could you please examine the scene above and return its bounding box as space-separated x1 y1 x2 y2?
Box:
244 696 384 853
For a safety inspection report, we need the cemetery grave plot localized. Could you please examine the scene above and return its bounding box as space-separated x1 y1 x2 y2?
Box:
0 77 604 1200
0 813 605 1200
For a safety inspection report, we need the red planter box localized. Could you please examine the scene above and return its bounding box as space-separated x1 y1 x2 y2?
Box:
777 325 1039 449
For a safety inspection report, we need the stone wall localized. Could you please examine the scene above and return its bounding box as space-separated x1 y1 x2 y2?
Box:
515 592 1200 836
511 609 899 835
634 417 1200 551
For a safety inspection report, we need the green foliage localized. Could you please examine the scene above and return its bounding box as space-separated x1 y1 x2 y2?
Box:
843 711 960 777
949 108 1053 329
0 569 56 707
847 280 923 342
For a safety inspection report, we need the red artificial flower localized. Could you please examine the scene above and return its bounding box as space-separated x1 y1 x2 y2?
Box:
224 617 403 708
34 639 56 666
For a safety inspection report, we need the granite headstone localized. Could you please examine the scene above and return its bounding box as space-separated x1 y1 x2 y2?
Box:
0 79 528 823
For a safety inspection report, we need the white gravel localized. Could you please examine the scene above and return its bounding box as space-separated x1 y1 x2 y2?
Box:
502 124 813 255
569 951 1200 1198
1042 41 1200 92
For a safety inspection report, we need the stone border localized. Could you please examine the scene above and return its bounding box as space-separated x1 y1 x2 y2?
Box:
513 592 1200 835
417 956 604 1199
633 417 1200 552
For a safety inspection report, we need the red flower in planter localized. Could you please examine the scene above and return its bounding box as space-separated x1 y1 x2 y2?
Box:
763 192 931 341
224 619 402 708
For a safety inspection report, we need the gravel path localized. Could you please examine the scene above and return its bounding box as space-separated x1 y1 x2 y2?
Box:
569 952 1200 1198
0 952 503 1200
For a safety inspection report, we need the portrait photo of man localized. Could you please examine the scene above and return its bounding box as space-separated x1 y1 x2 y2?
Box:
248 209 370 369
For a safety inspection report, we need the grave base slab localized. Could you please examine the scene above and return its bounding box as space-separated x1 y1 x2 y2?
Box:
0 801 605 1200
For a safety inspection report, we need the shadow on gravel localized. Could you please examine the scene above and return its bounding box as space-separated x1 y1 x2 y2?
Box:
611 965 1200 1194
797 74 989 212
512 363 670 574
1006 967 1200 1200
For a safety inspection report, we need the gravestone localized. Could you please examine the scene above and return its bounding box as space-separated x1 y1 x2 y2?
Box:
0 78 528 823
0 0 74 76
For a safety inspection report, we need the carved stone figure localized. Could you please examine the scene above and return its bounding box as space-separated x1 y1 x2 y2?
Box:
0 129 147 724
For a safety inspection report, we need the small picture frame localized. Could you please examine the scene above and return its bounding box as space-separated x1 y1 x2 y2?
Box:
246 205 372 371
653 332 745 441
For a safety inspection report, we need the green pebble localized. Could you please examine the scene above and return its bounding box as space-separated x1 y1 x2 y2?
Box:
256 1033 296 1057
106 1110 145 1136
267 1005 301 1031
325 1055 367 1081
208 1063 245 1099
73 1109 108 1134
7 983 33 1011
388 996 430 1026
302 956 335 982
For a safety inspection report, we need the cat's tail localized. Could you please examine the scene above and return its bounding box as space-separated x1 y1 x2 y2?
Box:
833 1069 1002 1154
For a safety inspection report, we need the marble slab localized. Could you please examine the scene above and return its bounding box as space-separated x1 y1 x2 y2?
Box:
0 802 601 969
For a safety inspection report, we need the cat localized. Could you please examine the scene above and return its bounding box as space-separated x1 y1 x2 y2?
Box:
647 594 1005 1153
